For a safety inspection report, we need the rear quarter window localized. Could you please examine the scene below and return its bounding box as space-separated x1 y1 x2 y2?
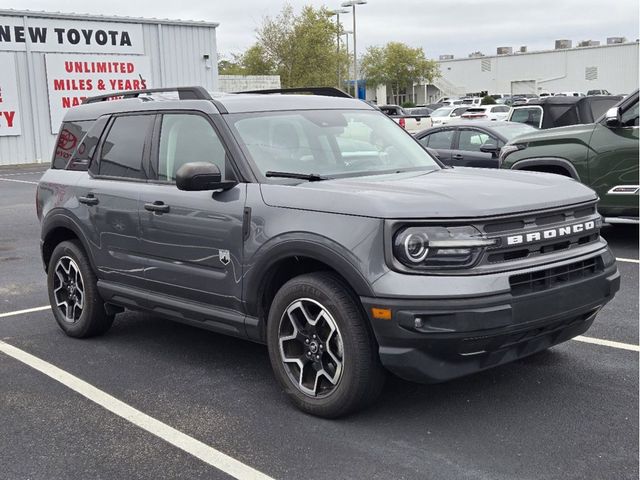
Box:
52 120 93 169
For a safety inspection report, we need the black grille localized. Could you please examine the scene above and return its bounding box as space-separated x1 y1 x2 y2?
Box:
509 257 603 296
477 203 600 265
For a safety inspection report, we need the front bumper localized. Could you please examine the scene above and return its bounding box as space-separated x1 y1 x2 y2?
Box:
361 248 620 383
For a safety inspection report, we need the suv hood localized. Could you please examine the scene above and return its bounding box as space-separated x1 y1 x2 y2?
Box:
260 168 596 219
508 123 597 145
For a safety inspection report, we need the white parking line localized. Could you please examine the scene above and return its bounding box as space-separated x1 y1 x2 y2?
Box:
616 257 640 264
573 335 640 352
0 340 275 480
0 305 51 318
0 178 38 185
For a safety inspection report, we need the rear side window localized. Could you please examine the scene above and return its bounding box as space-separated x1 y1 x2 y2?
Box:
99 115 154 179
422 130 454 149
52 120 93 169
510 107 542 128
547 105 580 127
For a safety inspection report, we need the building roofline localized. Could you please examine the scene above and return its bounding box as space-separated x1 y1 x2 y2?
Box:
0 9 219 28
437 40 638 63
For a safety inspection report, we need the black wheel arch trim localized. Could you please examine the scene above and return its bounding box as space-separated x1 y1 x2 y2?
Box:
243 234 375 317
510 157 581 181
41 211 96 273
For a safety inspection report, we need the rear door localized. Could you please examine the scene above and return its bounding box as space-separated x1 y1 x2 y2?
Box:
139 112 247 317
450 128 501 168
417 128 455 164
75 113 155 291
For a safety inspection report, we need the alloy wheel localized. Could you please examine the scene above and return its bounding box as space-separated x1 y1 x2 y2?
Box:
278 298 345 398
53 256 85 323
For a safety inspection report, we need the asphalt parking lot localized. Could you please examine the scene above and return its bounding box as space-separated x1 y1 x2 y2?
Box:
0 164 638 480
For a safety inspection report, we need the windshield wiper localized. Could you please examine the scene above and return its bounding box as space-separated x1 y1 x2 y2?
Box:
265 171 328 182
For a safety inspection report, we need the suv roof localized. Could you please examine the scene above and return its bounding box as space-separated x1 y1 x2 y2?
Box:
522 95 620 107
66 86 371 122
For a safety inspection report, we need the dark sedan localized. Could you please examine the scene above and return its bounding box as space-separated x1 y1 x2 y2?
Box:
415 121 537 168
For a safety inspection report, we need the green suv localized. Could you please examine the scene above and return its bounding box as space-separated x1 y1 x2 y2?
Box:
500 91 639 224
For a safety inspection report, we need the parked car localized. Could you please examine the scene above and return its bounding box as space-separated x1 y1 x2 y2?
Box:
507 95 623 129
460 105 511 121
435 96 458 103
415 121 537 168
429 106 469 125
438 99 465 106
405 106 434 116
500 90 639 223
460 97 483 106
587 89 612 96
554 91 586 97
37 85 620 418
379 104 432 133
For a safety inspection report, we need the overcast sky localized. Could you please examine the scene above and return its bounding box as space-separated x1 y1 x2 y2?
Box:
2 0 638 59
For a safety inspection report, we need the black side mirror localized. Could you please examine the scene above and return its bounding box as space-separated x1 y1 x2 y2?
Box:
480 145 500 156
605 107 621 127
175 162 236 191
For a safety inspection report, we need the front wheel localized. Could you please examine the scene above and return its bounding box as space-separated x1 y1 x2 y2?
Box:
47 240 114 338
267 272 385 418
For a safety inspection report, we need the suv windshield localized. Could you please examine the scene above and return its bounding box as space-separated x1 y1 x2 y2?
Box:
227 110 440 179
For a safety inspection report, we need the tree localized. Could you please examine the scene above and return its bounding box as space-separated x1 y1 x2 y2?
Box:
481 95 497 105
255 4 348 88
360 42 440 103
242 45 276 75
218 46 275 76
217 54 245 75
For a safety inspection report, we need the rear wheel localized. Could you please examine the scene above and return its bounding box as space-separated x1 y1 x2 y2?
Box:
267 272 385 418
47 240 114 338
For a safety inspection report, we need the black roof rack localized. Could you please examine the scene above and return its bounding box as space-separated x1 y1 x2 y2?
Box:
83 86 212 104
235 87 352 98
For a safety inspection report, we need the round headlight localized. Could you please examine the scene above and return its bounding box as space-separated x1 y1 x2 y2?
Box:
403 232 429 263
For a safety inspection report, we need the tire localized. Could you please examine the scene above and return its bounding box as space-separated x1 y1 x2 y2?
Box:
47 240 114 338
267 272 385 418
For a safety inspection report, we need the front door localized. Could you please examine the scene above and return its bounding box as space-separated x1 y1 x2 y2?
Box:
451 128 500 168
139 113 246 314
587 97 639 218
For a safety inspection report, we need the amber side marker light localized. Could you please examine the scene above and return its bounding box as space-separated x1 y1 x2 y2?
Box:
371 308 392 320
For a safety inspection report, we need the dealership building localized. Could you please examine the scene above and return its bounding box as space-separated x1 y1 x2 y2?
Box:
0 10 219 165
372 40 639 105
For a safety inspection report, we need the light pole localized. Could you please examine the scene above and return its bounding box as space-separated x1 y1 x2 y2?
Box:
340 30 353 93
329 8 350 90
341 0 367 99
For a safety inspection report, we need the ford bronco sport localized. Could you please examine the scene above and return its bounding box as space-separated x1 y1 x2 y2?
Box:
38 86 620 417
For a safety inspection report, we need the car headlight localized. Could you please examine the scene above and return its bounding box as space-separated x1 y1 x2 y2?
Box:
393 226 496 270
498 144 525 167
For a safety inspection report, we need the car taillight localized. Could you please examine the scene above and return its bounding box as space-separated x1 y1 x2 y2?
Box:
399 118 406 128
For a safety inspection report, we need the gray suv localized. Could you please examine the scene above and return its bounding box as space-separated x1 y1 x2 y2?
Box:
38 87 620 417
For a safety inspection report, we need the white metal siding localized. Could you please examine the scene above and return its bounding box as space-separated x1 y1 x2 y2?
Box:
0 14 218 166
437 43 639 96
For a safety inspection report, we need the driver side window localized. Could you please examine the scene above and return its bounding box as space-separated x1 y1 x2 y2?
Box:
158 114 228 182
620 102 639 127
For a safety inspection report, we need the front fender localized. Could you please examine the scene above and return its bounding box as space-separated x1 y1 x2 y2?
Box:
243 232 375 316
510 157 581 181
